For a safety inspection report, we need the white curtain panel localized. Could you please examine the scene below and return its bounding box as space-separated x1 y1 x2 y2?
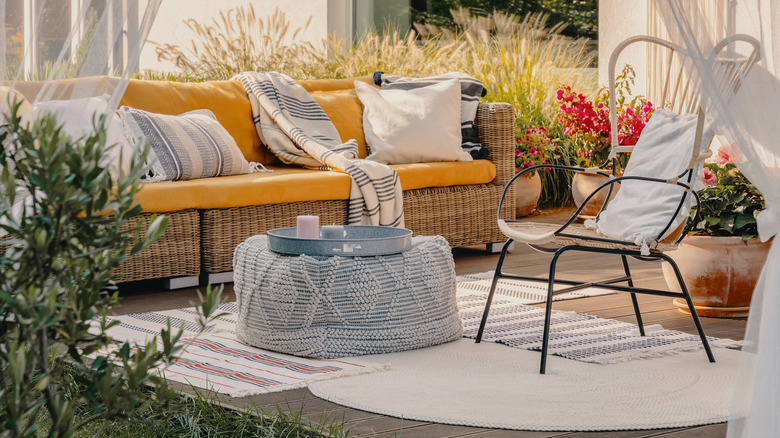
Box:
655 1 779 436
2 0 161 235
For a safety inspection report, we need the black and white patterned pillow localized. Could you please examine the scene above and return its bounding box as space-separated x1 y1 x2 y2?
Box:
119 106 250 181
373 71 489 159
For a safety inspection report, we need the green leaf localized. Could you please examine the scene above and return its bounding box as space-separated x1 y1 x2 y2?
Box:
719 215 735 231
734 214 756 230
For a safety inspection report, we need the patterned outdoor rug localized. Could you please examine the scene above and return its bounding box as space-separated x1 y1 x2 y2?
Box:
103 272 738 397
455 271 617 302
456 273 741 364
101 302 388 398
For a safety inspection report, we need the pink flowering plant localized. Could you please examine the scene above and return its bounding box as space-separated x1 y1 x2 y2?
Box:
692 147 764 242
556 65 655 168
514 126 558 175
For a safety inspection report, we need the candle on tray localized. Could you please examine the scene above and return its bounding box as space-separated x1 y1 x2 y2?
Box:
296 215 319 239
320 225 346 239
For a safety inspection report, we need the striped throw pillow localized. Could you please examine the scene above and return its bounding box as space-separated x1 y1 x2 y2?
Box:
373 71 489 159
119 106 250 181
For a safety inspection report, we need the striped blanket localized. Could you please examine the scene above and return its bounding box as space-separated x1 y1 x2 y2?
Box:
235 72 404 227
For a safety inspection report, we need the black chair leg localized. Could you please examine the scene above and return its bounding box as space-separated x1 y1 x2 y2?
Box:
476 239 513 343
662 254 715 363
540 248 565 374
621 255 645 336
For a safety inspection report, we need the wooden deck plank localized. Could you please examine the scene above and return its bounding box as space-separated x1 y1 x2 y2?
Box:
344 414 429 437
464 430 568 438
361 423 492 438
555 429 686 438
651 423 727 437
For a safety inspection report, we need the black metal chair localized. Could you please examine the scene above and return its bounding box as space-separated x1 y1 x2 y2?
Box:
475 34 760 374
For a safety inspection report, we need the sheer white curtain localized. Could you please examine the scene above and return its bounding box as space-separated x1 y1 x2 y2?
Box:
655 1 779 436
2 0 161 235
3 0 160 112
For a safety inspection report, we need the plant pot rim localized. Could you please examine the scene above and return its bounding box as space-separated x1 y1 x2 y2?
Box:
514 168 540 176
683 235 772 245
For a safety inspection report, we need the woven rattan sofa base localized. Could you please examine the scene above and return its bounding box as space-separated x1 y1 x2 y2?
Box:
201 200 349 273
113 209 200 283
200 181 515 274
1 210 200 284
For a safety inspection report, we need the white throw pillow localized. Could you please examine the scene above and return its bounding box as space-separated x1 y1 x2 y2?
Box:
589 109 712 253
24 95 133 178
354 79 472 164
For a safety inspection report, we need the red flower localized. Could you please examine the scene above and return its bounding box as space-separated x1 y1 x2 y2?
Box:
701 167 718 187
716 148 731 166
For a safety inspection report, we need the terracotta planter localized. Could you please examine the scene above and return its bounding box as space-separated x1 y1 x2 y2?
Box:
514 170 542 217
571 172 620 217
662 236 772 317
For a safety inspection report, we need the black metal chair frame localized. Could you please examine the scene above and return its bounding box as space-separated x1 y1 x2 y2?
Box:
475 34 760 374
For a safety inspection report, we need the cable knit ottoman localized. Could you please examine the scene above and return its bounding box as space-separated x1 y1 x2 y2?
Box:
232 234 463 358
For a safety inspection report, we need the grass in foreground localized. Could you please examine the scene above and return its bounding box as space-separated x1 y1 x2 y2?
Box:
32 382 347 438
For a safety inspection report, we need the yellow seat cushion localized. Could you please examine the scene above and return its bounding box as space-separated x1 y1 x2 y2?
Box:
135 160 496 213
135 167 353 213
392 160 496 190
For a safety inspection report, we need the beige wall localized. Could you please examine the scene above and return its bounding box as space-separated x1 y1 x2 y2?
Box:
598 0 649 94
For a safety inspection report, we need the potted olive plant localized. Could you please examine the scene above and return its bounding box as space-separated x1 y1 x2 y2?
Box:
662 146 769 317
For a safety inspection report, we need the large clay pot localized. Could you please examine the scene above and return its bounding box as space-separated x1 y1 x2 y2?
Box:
662 236 772 317
514 170 542 217
571 172 619 217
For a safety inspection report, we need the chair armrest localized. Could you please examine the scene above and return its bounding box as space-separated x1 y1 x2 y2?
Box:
475 102 516 189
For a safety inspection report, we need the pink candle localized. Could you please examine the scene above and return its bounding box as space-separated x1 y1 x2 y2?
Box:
296 215 319 239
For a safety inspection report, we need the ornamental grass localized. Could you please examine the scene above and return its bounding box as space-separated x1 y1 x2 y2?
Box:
150 7 598 206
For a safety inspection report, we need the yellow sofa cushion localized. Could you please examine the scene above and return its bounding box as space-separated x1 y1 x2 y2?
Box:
135 160 496 213
298 75 374 92
301 76 375 159
119 75 376 165
310 89 368 158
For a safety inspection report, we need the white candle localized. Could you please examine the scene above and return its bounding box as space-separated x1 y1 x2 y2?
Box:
296 215 319 239
320 225 346 239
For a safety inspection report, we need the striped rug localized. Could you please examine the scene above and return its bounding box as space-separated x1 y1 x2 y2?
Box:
103 274 609 397
456 273 741 364
102 302 388 397
104 273 738 396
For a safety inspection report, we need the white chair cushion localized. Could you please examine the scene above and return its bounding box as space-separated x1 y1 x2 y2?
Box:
589 109 712 253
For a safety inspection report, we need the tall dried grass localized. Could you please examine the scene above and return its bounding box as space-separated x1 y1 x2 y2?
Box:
151 6 596 206
152 5 325 80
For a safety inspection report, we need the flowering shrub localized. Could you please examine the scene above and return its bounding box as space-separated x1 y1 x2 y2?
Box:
691 147 764 242
515 126 557 174
556 66 654 168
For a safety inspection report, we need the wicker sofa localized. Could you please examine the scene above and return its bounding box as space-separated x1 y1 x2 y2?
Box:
14 76 516 286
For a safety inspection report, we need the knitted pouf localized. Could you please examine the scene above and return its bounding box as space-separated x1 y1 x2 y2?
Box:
232 234 463 358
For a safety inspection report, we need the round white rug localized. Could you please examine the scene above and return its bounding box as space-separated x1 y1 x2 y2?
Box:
308 339 740 431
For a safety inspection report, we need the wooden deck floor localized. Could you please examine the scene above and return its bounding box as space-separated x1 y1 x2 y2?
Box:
116 209 746 438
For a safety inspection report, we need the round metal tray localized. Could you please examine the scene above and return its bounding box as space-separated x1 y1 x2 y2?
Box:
266 226 413 257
